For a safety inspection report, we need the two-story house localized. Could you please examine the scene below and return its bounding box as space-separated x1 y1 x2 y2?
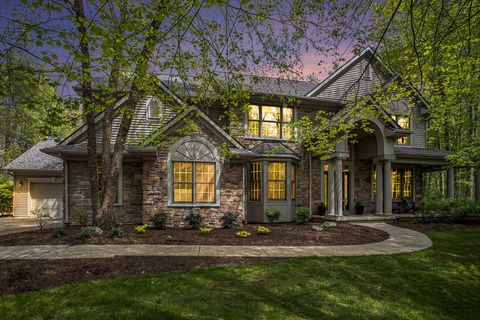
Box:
5 48 453 225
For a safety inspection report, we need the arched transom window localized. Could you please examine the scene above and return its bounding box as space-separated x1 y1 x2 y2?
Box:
169 136 219 205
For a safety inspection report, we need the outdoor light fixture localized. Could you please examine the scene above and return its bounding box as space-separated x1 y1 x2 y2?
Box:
18 180 23 187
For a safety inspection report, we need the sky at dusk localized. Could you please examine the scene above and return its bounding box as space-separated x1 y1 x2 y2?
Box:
0 0 370 97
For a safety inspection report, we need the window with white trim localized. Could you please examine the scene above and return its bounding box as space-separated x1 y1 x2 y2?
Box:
248 105 293 139
147 98 164 119
169 137 219 205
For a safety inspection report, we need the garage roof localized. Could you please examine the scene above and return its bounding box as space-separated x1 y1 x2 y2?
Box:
3 139 63 172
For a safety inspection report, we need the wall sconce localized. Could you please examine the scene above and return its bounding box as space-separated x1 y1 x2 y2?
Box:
18 180 23 187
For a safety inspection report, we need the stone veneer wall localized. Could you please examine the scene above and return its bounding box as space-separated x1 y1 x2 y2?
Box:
67 160 143 225
354 160 375 214
142 122 245 228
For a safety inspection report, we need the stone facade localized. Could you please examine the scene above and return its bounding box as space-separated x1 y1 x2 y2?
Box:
67 160 143 225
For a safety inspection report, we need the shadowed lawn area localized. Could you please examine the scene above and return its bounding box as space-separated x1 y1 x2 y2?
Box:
0 229 479 319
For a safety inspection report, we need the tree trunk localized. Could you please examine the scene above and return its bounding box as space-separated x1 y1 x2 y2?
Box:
72 0 99 225
97 1 167 228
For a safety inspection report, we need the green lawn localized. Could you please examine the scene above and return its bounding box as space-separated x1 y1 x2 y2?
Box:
1 229 479 320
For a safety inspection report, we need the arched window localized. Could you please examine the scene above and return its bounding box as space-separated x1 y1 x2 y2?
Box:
168 136 220 206
146 97 164 119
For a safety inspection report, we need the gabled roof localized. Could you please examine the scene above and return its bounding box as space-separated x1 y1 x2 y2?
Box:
306 47 393 98
3 139 63 172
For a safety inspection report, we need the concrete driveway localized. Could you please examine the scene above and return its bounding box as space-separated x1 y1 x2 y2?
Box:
0 217 63 236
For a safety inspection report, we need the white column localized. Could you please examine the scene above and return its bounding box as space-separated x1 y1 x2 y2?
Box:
383 160 392 215
335 158 343 217
447 167 454 199
375 162 383 214
327 160 335 215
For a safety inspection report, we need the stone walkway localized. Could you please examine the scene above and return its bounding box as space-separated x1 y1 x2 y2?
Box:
0 223 432 260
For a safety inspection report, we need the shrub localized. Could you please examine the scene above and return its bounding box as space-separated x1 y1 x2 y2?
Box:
7 263 28 281
236 231 251 238
186 213 203 229
257 226 270 235
109 227 125 238
52 228 66 238
79 228 96 241
220 211 239 228
417 198 480 223
199 227 213 234
31 208 50 232
151 213 168 229
0 181 13 215
135 224 148 233
296 207 311 224
264 208 281 223
77 211 89 227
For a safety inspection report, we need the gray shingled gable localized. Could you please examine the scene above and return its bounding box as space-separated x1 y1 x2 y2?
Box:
3 139 63 172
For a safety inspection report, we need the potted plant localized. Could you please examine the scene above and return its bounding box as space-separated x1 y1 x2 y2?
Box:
354 199 364 215
317 202 326 216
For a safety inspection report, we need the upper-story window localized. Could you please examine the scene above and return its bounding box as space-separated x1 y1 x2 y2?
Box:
147 98 164 119
394 115 410 145
248 105 293 139
362 63 372 80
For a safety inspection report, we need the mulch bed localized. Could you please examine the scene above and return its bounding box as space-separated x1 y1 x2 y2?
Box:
391 219 480 234
0 223 389 246
0 256 281 296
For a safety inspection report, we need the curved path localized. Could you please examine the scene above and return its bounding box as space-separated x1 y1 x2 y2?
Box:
0 223 432 260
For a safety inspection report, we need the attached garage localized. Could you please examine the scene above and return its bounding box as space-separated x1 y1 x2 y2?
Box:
30 181 63 219
3 139 64 220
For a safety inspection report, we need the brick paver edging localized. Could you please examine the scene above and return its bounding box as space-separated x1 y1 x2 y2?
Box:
0 223 432 260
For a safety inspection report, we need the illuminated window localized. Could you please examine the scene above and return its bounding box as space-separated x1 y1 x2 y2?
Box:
391 167 413 199
247 105 293 139
394 116 410 145
323 164 328 206
250 162 262 201
403 168 412 198
372 167 376 195
291 164 296 200
268 162 286 200
170 137 218 205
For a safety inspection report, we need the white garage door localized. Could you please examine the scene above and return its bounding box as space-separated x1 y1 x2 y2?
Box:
30 183 63 219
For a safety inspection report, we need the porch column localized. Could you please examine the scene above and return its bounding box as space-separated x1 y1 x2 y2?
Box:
447 167 454 199
375 162 383 214
335 158 343 216
327 160 335 215
383 160 392 215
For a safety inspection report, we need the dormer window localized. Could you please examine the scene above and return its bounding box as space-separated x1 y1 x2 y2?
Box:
147 98 164 119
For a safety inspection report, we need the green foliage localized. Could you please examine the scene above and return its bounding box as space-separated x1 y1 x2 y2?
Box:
135 224 148 233
185 213 203 229
6 262 28 282
76 211 89 227
79 228 95 241
220 211 239 229
264 208 281 223
0 181 13 214
295 207 311 224
256 226 271 235
52 228 66 238
150 213 168 230
417 198 480 223
109 227 125 238
199 227 213 234
31 208 50 232
235 231 251 238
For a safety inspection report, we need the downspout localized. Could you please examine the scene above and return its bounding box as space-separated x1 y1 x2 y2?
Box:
309 151 312 214
64 160 69 225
